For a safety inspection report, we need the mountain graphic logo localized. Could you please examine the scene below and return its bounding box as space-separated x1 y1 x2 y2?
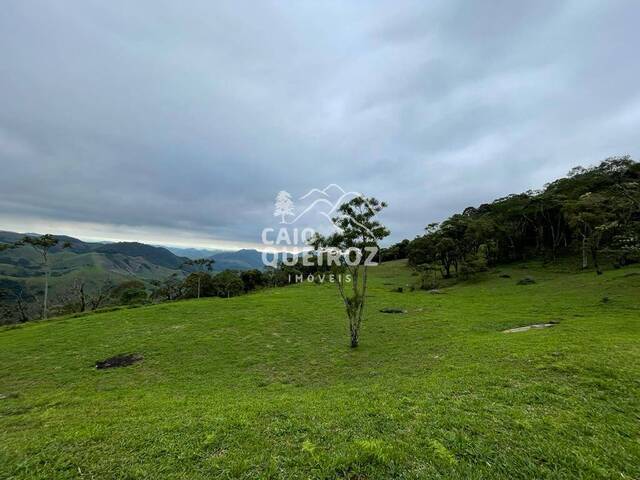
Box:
271 184 376 237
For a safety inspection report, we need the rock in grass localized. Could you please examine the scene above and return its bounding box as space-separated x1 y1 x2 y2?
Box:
517 276 536 285
503 321 559 333
380 308 407 314
96 353 143 369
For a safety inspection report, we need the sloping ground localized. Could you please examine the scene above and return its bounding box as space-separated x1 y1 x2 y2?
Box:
0 261 638 479
0 248 184 307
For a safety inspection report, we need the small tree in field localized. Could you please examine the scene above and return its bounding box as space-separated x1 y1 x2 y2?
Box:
312 196 389 348
214 270 244 298
183 258 214 298
21 234 69 320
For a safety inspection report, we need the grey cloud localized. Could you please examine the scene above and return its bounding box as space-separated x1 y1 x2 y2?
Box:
0 0 639 247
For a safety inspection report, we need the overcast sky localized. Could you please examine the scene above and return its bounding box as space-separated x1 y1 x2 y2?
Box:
1 1 639 250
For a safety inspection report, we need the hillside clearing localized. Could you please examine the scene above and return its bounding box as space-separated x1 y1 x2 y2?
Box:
1 260 639 479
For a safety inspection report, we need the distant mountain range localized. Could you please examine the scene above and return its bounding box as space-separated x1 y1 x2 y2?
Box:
0 231 264 305
166 246 224 260
208 249 264 271
0 231 264 271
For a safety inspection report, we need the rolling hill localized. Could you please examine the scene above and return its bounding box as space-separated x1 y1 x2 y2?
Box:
0 232 267 320
93 242 189 270
166 246 224 260
0 260 638 478
209 249 264 271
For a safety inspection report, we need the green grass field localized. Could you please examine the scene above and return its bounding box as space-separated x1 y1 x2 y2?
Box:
1 261 639 479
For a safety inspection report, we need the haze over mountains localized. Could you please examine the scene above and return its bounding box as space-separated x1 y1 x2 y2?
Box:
166 247 224 260
0 231 264 306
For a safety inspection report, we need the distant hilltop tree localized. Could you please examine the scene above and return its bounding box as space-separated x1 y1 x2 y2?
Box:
20 234 70 320
182 258 215 299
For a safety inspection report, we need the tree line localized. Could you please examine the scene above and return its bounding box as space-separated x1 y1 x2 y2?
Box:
0 233 287 324
0 241 324 325
383 156 640 281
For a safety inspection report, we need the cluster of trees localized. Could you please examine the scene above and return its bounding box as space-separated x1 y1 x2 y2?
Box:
394 156 639 280
0 234 342 325
0 230 278 324
0 263 273 325
151 267 267 301
0 234 71 322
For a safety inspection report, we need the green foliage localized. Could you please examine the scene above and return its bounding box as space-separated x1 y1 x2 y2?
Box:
111 280 148 305
240 269 265 292
407 156 640 277
22 234 59 254
183 257 215 272
311 195 390 347
182 272 216 298
212 270 244 298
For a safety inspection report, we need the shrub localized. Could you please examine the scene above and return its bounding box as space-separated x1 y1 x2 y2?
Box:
419 272 440 290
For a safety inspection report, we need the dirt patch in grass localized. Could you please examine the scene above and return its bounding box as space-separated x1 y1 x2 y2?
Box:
95 353 143 369
380 308 407 314
0 392 19 400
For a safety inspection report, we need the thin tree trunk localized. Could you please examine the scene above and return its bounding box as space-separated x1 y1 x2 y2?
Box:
591 247 602 275
43 268 49 320
582 236 588 269
350 320 359 348
197 275 201 299
79 283 86 312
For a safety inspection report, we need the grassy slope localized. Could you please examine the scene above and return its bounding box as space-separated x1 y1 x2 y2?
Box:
0 261 638 479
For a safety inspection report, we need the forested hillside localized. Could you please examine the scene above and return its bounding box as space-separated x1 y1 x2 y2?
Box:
0 233 266 324
387 156 640 278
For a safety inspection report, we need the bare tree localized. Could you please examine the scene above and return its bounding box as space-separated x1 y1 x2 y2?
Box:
0 287 35 323
89 281 114 311
71 280 87 313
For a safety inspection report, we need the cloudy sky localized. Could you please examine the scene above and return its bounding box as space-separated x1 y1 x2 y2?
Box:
1 1 639 250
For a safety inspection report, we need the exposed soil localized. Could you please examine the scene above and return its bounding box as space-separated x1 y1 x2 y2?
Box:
95 353 143 369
